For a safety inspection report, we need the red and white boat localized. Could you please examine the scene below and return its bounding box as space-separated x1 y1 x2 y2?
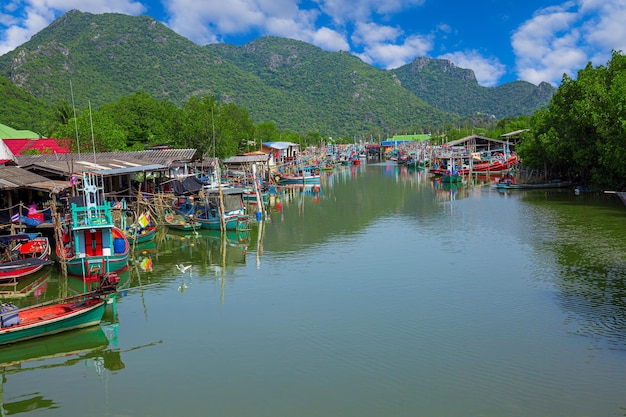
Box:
0 234 52 283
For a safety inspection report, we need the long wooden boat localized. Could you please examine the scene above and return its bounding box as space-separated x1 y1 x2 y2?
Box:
431 154 518 176
0 272 119 345
495 180 573 190
0 233 52 283
276 166 321 185
56 172 130 277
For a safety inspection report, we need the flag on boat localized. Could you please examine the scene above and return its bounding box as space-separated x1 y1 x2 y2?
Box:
138 212 150 228
10 213 20 222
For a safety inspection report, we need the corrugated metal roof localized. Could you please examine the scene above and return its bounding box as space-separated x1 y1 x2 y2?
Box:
19 156 158 177
0 123 39 139
262 142 298 150
501 129 529 137
0 166 70 192
16 149 200 167
445 135 506 147
94 164 168 176
223 155 270 164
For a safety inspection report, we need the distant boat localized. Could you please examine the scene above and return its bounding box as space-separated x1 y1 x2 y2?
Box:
0 233 52 283
494 180 573 190
0 272 120 346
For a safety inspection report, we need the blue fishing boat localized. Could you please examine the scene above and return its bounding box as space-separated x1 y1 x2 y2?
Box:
194 188 249 231
276 166 321 185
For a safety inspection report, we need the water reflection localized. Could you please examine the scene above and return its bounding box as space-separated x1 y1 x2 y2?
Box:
0 268 51 302
519 191 626 349
0 322 121 415
151 229 250 279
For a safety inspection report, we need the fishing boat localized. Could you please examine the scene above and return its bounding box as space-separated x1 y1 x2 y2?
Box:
164 209 199 232
56 172 130 277
194 188 249 231
124 212 156 245
126 224 157 244
0 233 52 283
276 166 321 185
0 272 119 345
494 179 573 190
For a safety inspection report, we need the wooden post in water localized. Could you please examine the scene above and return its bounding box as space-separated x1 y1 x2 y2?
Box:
216 164 226 232
51 193 67 276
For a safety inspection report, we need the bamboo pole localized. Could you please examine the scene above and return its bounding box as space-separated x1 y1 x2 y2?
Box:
51 194 67 276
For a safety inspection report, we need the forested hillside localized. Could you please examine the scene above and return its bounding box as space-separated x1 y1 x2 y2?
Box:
0 10 553 138
391 57 555 119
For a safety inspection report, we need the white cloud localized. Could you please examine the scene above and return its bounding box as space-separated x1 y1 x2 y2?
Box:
164 0 349 51
317 0 424 25
511 0 626 85
0 0 146 55
164 0 265 44
438 50 506 87
351 21 432 68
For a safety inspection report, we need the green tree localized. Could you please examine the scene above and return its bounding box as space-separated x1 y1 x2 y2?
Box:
54 108 127 153
100 91 180 148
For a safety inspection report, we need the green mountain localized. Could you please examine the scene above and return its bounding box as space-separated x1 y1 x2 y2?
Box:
206 37 452 136
0 76 52 134
0 10 552 137
391 57 555 119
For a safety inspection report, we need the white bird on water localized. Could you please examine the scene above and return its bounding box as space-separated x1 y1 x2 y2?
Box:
176 264 192 273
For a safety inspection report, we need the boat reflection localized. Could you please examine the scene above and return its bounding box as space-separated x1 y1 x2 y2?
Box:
431 178 471 202
0 268 51 300
0 324 123 415
65 266 132 297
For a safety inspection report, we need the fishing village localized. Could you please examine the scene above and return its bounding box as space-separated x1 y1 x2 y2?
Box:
1 2 625 413
0 130 528 311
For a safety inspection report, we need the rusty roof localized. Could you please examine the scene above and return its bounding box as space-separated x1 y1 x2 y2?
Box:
16 149 201 167
0 166 71 192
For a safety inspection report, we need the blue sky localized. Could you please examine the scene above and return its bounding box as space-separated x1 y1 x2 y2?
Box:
1 0 625 87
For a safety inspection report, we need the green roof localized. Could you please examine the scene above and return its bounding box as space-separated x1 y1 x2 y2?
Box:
391 134 430 142
0 122 39 139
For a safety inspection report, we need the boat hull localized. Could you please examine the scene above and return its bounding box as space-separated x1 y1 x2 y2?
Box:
126 225 157 244
0 299 106 345
0 236 52 282
277 175 321 184
64 254 129 277
195 215 249 231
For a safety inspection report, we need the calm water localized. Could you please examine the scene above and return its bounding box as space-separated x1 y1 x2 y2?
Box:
3 163 626 417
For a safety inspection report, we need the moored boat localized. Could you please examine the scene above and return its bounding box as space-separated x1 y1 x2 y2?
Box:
164 209 199 232
194 188 249 231
494 180 573 190
0 272 119 345
56 172 130 277
0 233 52 283
276 166 321 185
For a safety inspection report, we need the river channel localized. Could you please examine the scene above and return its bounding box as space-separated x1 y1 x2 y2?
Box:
2 162 626 417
